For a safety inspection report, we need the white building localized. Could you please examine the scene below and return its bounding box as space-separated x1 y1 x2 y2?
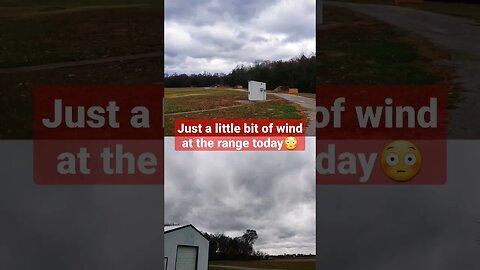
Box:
248 80 267 101
164 224 209 270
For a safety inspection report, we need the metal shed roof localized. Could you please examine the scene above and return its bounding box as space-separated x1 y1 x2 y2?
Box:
164 224 209 241
164 224 185 232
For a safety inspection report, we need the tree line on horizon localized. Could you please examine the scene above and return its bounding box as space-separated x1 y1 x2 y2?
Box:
165 54 316 93
203 229 269 260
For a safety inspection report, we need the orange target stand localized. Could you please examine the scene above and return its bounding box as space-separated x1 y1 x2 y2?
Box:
288 88 299 94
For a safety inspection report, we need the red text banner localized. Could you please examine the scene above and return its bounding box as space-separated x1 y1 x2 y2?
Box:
175 119 306 151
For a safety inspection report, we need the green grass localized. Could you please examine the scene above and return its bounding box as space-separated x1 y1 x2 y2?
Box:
0 3 162 138
164 88 246 114
209 258 315 270
318 5 450 85
163 88 306 136
422 2 480 22
449 49 478 62
0 5 162 68
272 104 304 119
318 5 460 109
164 99 304 136
165 88 245 98
0 57 162 139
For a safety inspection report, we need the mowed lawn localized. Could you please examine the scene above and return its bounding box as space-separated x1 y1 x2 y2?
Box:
209 258 315 270
164 88 305 136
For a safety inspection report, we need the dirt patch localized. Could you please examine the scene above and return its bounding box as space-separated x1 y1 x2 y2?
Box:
168 93 204 98
235 100 269 105
208 258 315 270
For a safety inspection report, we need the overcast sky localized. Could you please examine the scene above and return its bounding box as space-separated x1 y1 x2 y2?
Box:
0 142 164 270
317 141 480 269
165 138 316 255
164 0 316 75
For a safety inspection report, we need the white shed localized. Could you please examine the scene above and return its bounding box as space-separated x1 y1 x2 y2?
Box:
164 224 209 270
248 80 267 101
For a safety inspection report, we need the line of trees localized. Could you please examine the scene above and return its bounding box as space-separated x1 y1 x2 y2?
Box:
203 229 265 260
165 54 316 93
164 72 226 89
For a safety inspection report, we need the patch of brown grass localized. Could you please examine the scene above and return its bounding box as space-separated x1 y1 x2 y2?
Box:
164 90 281 114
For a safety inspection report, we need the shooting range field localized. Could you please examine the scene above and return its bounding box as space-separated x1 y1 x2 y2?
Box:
209 258 315 270
164 88 309 136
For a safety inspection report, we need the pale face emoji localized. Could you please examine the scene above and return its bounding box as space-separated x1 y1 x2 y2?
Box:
380 140 422 182
284 136 297 150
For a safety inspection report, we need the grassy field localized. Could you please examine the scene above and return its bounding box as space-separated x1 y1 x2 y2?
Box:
318 5 453 85
420 1 480 22
0 4 162 68
318 5 461 107
328 0 480 22
165 88 247 114
0 58 162 139
0 0 160 6
164 88 305 136
209 258 315 270
0 3 162 139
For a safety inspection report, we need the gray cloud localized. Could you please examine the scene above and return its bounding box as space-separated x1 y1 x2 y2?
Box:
165 138 316 255
317 141 480 269
165 0 315 74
